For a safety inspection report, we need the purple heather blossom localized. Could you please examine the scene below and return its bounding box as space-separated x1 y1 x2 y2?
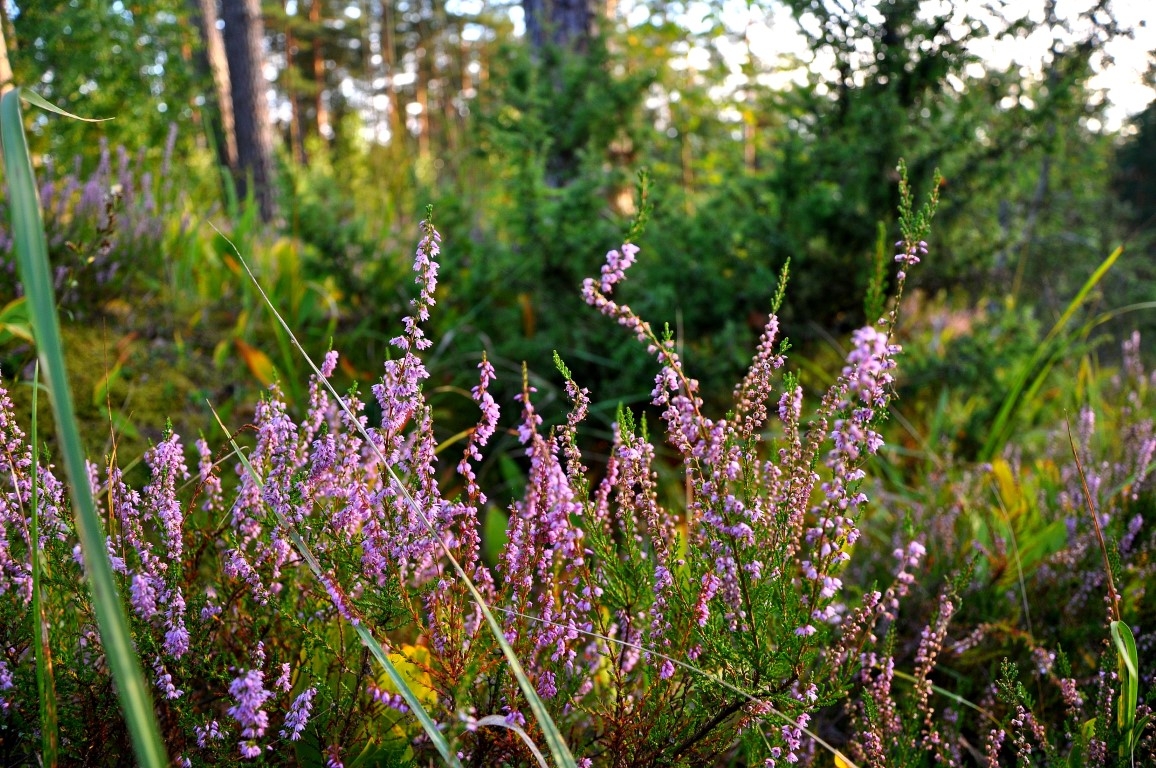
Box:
457 355 499 505
735 314 786 438
195 438 225 515
599 242 640 292
895 239 928 267
227 669 273 758
223 547 270 604
275 663 292 692
0 659 11 713
130 572 160 619
319 571 359 625
281 686 317 741
195 719 223 749
537 670 558 698
164 588 189 657
695 572 721 626
367 681 410 713
153 657 183 700
143 431 188 562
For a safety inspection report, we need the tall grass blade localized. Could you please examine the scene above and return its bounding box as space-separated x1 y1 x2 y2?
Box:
211 222 578 768
473 715 551 768
1 88 169 767
211 407 465 768
1111 621 1139 739
980 246 1122 461
30 364 60 767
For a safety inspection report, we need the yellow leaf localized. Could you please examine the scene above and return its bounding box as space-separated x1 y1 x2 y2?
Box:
378 643 438 708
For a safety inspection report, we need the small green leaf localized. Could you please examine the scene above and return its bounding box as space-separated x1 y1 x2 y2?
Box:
19 89 113 121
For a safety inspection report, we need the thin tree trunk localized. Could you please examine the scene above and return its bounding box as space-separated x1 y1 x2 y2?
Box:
415 54 430 162
222 0 278 221
382 0 403 144
281 0 307 163
190 0 239 172
309 0 330 140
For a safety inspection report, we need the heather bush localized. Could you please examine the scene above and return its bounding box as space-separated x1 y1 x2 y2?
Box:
0 164 937 766
0 126 181 311
843 332 1156 766
3 155 1153 767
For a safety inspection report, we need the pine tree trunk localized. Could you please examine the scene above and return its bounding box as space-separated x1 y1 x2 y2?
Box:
309 0 330 140
281 0 307 164
222 0 278 222
522 0 592 54
189 0 239 172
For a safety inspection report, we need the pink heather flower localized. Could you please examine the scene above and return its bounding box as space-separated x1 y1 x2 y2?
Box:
457 354 499 505
659 659 675 679
695 572 722 626
599 242 641 292
735 313 785 437
275 663 292 692
537 670 558 698
895 239 928 266
143 431 189 562
0 660 13 712
795 624 817 637
130 572 160 619
163 588 190 657
153 657 183 700
281 687 317 741
227 669 273 758
195 719 223 749
319 571 360 625
842 325 899 410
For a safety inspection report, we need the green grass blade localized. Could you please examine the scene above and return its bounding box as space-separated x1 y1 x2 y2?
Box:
473 715 550 768
211 222 579 768
1 87 169 768
1111 620 1139 746
980 245 1122 461
30 364 60 767
890 669 1001 728
211 408 463 768
18 89 112 121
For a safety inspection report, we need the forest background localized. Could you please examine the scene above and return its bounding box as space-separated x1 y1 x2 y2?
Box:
2 0 1156 764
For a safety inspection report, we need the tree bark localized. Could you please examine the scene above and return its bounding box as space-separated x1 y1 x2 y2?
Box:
281 0 307 164
189 0 239 172
309 0 330 140
222 0 278 222
523 0 592 55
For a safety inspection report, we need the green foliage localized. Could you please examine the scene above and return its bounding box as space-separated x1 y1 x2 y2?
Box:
9 0 201 158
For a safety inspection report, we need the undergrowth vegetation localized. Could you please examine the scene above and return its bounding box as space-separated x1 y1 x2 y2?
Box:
0 96 1154 768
